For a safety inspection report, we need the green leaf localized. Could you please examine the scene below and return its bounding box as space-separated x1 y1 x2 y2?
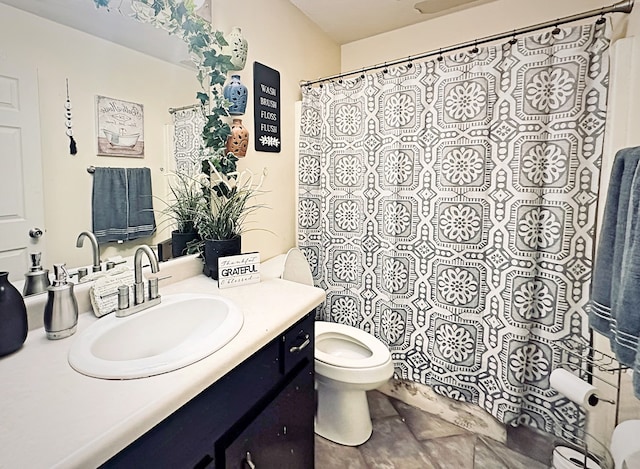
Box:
202 50 219 68
216 55 234 74
151 0 163 15
196 92 209 105
172 2 188 22
209 72 226 87
214 31 229 47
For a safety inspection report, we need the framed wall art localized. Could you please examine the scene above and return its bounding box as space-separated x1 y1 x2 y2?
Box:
96 95 144 157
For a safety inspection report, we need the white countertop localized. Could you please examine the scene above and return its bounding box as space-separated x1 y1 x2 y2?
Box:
0 257 325 468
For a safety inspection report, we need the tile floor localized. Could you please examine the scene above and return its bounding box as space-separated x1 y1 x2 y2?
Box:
315 391 551 469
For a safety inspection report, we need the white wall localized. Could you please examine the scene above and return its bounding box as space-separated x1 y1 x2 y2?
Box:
342 0 632 72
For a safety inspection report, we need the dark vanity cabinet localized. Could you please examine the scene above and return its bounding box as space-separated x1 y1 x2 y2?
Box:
102 313 315 469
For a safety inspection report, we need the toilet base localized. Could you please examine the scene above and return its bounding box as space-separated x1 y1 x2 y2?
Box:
315 380 373 446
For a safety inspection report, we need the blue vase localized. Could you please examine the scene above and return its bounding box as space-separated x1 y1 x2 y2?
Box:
223 75 248 116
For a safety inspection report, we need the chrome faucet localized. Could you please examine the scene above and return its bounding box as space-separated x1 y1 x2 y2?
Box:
134 245 159 305
116 245 160 318
76 231 101 272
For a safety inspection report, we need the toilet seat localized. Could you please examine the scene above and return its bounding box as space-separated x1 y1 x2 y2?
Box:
315 322 390 369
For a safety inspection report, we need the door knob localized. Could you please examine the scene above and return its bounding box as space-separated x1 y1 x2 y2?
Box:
29 228 44 238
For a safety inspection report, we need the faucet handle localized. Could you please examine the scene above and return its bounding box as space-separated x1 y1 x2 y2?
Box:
117 285 130 310
148 277 159 300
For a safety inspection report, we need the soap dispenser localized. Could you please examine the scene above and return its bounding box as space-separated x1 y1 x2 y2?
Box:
44 264 78 340
23 252 51 296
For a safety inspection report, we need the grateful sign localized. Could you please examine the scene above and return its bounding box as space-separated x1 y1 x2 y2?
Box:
218 252 261 289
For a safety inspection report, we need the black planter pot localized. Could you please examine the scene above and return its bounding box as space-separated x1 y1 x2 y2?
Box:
0 271 28 357
203 237 242 280
171 230 200 258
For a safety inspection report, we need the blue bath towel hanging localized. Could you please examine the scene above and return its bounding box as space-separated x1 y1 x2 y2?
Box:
590 147 640 334
92 167 156 244
589 146 640 398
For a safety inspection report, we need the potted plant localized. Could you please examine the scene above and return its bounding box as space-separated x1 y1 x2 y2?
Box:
160 172 207 258
196 165 266 279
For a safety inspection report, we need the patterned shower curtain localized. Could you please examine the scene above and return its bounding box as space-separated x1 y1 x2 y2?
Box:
298 22 610 431
172 106 206 177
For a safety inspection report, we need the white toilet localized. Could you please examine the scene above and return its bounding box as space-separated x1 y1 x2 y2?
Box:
314 321 395 446
279 248 395 446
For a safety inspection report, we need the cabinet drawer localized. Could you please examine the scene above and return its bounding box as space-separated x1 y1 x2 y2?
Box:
216 363 314 469
280 313 314 375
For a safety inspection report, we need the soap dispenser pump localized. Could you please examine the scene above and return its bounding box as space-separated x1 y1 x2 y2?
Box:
44 264 78 340
23 252 51 296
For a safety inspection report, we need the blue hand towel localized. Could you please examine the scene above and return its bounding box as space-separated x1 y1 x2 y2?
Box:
615 163 640 363
589 147 640 336
92 167 156 244
589 146 640 399
125 168 156 240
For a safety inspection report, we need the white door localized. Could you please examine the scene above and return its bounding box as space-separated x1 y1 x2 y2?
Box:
0 59 45 282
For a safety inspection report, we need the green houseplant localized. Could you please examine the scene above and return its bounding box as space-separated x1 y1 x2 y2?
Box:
197 165 266 279
162 172 206 257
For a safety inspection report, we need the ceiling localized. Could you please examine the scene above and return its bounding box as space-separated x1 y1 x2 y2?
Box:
288 0 498 44
1 0 500 61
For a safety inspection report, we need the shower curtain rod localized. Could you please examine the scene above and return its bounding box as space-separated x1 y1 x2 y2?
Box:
168 103 200 114
300 0 634 87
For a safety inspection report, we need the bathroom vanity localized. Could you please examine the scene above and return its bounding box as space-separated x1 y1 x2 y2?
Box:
0 259 324 468
104 312 315 468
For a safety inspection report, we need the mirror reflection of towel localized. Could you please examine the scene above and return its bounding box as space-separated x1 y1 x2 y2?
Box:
92 167 156 244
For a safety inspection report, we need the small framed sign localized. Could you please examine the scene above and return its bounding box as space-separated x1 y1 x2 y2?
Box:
253 62 281 152
95 95 144 157
218 252 261 289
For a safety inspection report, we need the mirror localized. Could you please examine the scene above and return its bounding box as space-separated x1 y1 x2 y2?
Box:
0 0 214 293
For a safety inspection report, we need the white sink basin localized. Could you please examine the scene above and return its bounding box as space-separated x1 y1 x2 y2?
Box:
68 293 243 379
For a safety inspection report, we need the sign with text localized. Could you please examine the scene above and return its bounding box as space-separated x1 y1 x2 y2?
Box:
253 62 281 153
218 252 261 289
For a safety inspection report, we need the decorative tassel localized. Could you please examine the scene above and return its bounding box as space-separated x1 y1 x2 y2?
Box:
69 135 77 155
65 78 77 156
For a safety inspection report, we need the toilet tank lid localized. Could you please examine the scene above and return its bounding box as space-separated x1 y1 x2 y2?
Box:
282 248 314 286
